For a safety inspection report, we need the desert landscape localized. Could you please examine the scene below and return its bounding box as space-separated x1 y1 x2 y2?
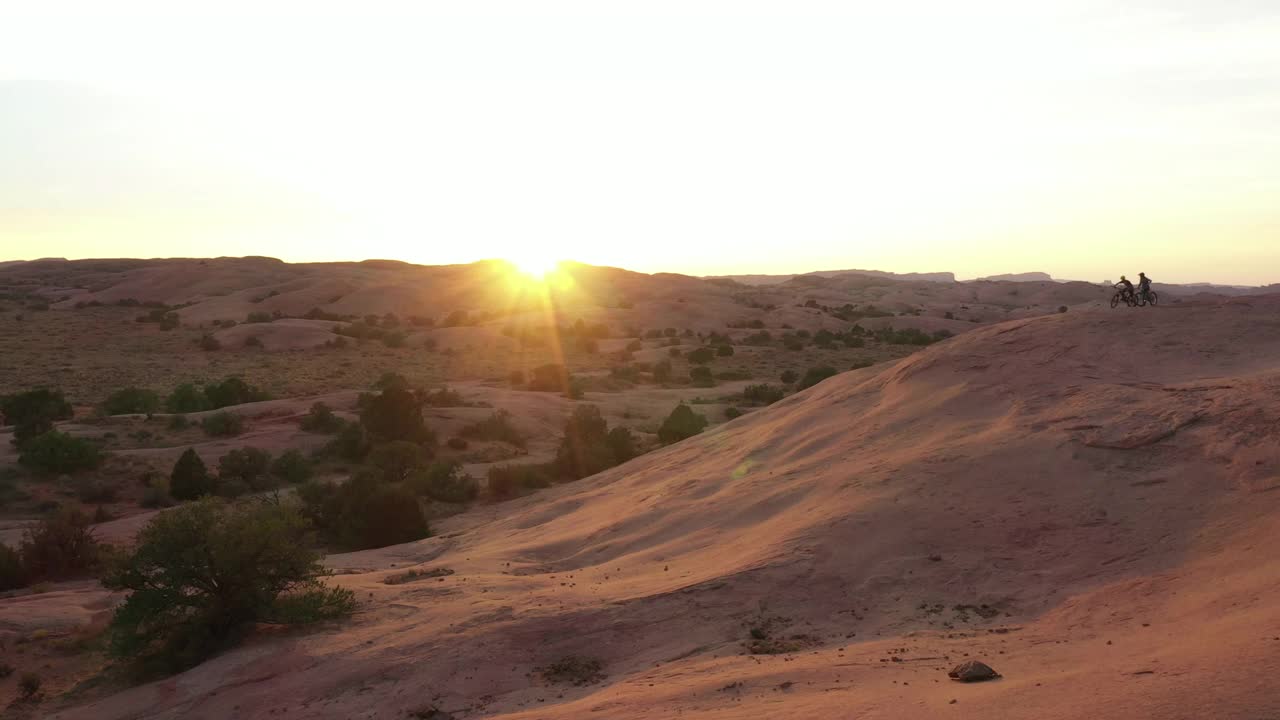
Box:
0 257 1277 719
4 3 1279 718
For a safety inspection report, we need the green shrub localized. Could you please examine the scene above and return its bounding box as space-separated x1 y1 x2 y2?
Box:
458 410 526 448
167 414 190 431
198 334 221 351
689 366 715 387
487 463 556 498
528 364 571 393
203 377 269 409
170 448 212 500
652 359 673 383
360 386 433 445
103 499 355 675
200 412 244 437
742 384 785 405
218 448 274 492
420 387 466 407
716 344 734 357
0 543 26 591
326 422 371 462
271 449 312 484
300 402 343 433
368 441 429 483
246 311 272 323
299 476 429 550
76 478 118 504
725 406 743 420
19 509 100 581
657 404 708 444
18 431 103 474
797 366 838 390
554 405 617 480
408 462 478 503
686 347 715 364
102 387 160 415
165 384 210 413
18 672 40 699
2 388 73 448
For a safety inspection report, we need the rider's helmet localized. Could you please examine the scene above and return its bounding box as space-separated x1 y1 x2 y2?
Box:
1139 272 1146 278
1120 275 1128 281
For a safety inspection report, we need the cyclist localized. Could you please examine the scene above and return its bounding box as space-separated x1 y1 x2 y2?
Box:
1114 275 1135 303
1137 272 1153 304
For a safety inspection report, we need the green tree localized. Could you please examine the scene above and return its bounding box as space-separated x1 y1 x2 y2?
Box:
657 404 708 444
165 383 210 413
18 431 102 474
408 462 479 503
368 441 428 483
2 388 73 448
271 449 313 484
218 448 274 492
797 366 838 390
170 448 213 501
300 402 343 433
686 347 715 364
360 386 433 445
103 499 355 674
19 508 100 581
102 387 160 415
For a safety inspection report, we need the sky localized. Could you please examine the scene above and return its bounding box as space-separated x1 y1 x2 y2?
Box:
1 1 1277 284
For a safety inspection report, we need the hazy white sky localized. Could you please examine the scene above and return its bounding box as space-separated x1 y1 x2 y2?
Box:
2 1 1277 283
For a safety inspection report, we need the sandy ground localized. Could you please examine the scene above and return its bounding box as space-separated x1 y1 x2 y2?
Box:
0 294 1263 718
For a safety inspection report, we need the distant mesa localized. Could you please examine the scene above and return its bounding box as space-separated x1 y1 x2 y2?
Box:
974 272 1054 283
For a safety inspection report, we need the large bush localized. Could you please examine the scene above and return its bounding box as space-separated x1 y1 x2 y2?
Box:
487 463 556 498
201 412 244 437
165 383 211 413
298 475 429 551
217 448 274 492
408 462 479 503
742 384 786 405
360 386 433 445
271 449 313 484
18 431 103 474
458 410 526 448
102 387 161 415
103 499 355 675
19 508 100 581
0 543 25 591
553 405 636 480
204 377 270 409
797 366 838 390
171 448 213 501
368 441 429 483
657 404 708 444
2 388 73 448
686 347 715 365
299 402 344 433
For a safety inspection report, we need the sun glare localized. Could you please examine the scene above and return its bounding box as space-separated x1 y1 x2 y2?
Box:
509 254 560 280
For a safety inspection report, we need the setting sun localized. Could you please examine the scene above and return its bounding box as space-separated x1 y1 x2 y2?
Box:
508 254 561 280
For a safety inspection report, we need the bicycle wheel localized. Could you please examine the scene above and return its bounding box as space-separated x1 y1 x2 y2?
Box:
1147 291 1158 306
1110 293 1120 308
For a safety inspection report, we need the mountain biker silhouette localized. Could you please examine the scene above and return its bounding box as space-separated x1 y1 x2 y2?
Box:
1137 272 1152 303
1115 275 1135 303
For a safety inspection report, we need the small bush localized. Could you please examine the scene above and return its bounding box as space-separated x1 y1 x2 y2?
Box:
170 448 212 500
0 543 26 590
198 334 221 351
2 388 73 449
77 478 119 504
203 377 269 409
103 499 355 675
102 387 161 415
742 384 785 405
539 656 606 686
246 311 272 323
725 407 743 420
299 476 429 550
19 509 100 580
19 431 103 474
300 402 344 433
458 410 526 448
487 463 555 498
271 449 313 484
361 386 434 444
18 672 40 699
368 441 429 483
657 404 708 444
446 437 468 450
408 462 478 503
165 384 211 413
716 344 734 356
652 359 673 383
201 412 244 437
217 448 274 492
797 366 838 390
167 414 190 431
686 347 715 364
689 366 715 387
326 422 371 462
